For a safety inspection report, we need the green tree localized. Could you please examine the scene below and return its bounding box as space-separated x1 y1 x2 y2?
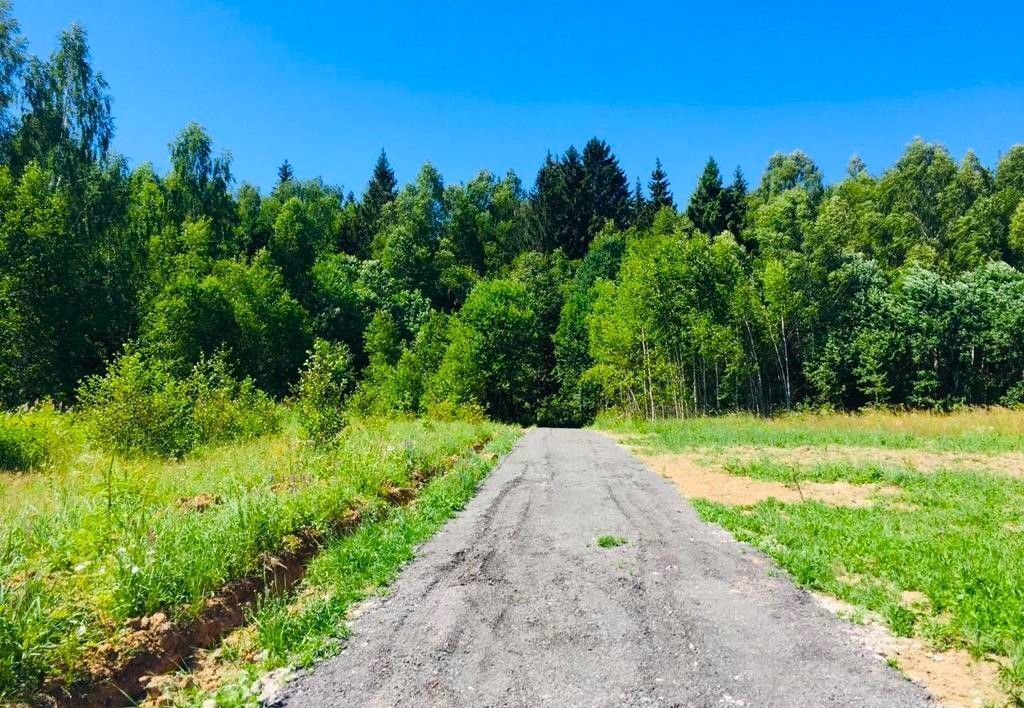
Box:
648 158 673 211
0 0 25 155
14 23 112 180
582 137 630 235
430 279 544 423
687 157 727 235
277 159 294 185
296 339 354 442
351 148 397 256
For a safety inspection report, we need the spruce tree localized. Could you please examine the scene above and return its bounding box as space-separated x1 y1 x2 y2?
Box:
631 177 649 227
530 147 589 257
648 157 673 211
724 166 747 235
277 159 294 184
687 157 726 235
353 149 398 256
582 138 630 238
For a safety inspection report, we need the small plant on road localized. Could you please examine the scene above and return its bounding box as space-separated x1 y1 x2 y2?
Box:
596 534 627 548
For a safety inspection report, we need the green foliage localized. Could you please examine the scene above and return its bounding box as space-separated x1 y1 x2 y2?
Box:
296 339 354 443
692 466 1024 666
430 279 544 423
596 534 627 548
0 416 513 701
79 350 278 458
0 0 1023 426
0 413 48 471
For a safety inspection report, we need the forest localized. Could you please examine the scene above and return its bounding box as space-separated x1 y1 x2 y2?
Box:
3 5 1024 438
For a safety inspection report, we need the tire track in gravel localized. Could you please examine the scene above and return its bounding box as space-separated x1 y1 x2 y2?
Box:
275 428 934 707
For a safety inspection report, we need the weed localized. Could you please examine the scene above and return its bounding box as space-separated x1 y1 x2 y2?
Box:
0 415 48 472
596 534 628 548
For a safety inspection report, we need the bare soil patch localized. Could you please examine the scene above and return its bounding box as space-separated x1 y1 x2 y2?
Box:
639 452 901 507
814 593 1006 708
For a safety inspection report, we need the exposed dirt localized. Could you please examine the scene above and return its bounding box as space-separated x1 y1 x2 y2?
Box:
45 509 362 708
814 593 1007 708
639 452 903 507
177 492 223 512
614 435 1010 706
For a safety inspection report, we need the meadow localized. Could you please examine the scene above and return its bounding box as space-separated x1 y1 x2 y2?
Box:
601 408 1024 705
0 406 517 704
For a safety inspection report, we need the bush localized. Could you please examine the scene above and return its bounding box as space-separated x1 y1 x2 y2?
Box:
296 340 354 443
79 349 279 458
0 415 48 472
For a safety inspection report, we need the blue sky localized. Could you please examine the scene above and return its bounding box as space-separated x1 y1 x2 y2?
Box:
17 0 1024 195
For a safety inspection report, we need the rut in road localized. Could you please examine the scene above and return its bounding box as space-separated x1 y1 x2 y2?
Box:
275 428 932 707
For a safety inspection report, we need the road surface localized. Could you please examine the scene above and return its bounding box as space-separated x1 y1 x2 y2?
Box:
276 428 932 707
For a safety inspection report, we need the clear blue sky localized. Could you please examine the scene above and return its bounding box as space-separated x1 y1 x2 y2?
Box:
18 0 1024 195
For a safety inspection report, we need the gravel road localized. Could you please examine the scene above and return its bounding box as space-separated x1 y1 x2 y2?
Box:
276 428 933 707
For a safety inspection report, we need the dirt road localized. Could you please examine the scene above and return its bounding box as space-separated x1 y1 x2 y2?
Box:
276 428 932 707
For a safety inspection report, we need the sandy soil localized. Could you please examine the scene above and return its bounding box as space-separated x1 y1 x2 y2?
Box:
814 593 1006 708
640 452 903 507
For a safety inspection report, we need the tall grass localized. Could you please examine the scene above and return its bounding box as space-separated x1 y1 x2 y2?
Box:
0 404 73 472
0 410 514 702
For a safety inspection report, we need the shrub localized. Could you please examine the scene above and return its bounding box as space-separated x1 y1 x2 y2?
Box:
79 349 279 458
296 340 354 443
0 415 48 472
188 354 280 445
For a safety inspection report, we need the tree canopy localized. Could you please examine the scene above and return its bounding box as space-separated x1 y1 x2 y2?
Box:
2 6 1024 424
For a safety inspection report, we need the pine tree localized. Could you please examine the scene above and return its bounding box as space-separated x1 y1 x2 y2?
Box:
648 158 673 211
582 138 630 237
687 157 726 235
277 159 294 184
530 147 590 257
631 177 648 227
352 149 398 256
723 166 747 235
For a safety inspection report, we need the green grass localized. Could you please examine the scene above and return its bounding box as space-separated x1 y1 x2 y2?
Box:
721 459 914 485
601 409 1024 698
690 463 1024 665
596 534 628 548
596 407 1024 453
159 428 519 707
0 409 517 702
0 404 74 472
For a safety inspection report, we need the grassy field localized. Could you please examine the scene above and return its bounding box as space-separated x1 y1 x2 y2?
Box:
0 408 517 703
601 409 1024 704
599 407 1024 453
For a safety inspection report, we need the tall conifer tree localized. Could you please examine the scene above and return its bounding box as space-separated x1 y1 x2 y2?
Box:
687 157 726 234
648 157 674 211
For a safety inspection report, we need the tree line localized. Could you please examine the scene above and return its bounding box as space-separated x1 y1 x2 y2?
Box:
2 5 1024 426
